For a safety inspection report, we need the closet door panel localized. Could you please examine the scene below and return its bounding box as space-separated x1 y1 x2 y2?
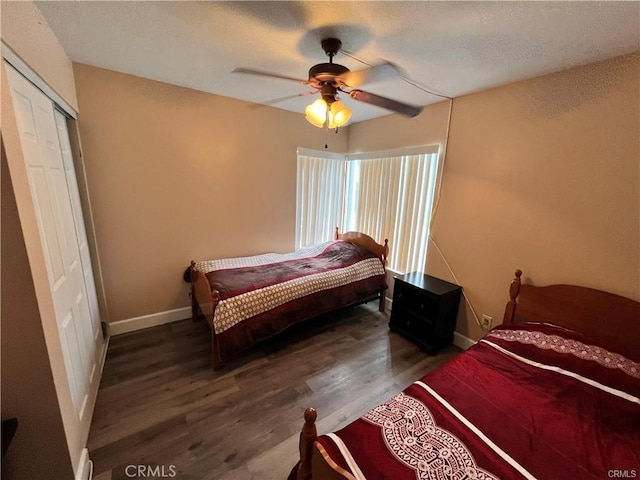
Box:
54 111 103 354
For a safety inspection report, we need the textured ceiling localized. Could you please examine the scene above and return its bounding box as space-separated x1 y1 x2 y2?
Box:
35 1 640 124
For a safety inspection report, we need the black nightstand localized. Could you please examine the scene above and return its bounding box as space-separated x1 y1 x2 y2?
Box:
389 272 462 353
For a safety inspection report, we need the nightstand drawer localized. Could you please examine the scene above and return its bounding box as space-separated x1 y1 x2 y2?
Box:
394 306 436 334
395 288 438 319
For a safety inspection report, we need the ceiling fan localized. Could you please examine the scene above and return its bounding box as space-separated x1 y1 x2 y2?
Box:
233 38 423 128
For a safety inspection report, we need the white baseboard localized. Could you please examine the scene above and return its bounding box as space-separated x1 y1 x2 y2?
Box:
109 307 191 336
453 331 476 350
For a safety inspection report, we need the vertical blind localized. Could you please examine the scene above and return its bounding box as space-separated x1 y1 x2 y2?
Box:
296 146 440 274
296 150 346 248
345 149 440 273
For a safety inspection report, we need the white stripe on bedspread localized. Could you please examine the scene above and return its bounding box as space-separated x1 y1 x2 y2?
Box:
213 257 384 334
195 241 334 274
325 433 368 480
414 381 537 480
479 340 640 404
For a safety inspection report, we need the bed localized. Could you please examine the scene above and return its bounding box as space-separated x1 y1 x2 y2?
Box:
189 229 389 370
291 269 640 480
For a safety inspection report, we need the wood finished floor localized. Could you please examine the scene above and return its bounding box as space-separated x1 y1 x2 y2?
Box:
89 303 461 480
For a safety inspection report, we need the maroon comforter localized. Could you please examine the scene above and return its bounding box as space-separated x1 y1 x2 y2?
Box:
317 323 640 479
204 241 387 362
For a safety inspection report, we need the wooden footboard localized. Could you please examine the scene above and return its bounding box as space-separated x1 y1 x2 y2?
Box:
190 261 222 370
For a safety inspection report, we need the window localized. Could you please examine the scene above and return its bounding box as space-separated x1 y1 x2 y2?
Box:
296 146 440 274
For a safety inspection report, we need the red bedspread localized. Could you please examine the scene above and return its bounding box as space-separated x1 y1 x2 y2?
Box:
317 323 640 479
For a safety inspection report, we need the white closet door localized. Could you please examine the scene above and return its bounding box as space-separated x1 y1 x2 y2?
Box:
6 63 99 420
54 110 103 361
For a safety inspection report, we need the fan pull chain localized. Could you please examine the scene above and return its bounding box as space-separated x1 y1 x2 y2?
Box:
324 106 330 148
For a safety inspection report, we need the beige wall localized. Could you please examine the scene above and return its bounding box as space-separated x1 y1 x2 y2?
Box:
72 63 349 322
352 53 640 341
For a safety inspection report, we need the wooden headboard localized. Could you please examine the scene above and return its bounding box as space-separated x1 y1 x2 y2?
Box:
335 227 389 269
503 270 640 362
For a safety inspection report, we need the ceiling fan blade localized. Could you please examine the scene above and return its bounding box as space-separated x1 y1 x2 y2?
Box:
233 67 309 85
336 62 401 88
254 91 317 108
349 90 422 117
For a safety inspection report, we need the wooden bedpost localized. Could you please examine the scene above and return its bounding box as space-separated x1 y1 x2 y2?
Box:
379 292 386 312
378 238 389 312
382 238 389 267
502 269 522 324
211 325 222 371
190 261 199 322
296 408 318 480
335 226 339 240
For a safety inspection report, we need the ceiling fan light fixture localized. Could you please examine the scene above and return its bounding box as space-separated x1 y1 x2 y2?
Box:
329 100 352 128
305 98 328 127
305 98 352 129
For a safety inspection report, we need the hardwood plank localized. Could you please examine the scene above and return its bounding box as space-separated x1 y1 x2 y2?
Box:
88 303 461 479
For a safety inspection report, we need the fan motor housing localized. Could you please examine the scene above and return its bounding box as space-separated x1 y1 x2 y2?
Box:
309 63 350 83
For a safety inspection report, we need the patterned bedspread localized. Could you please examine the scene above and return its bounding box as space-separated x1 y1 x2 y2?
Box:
195 240 387 361
316 323 640 479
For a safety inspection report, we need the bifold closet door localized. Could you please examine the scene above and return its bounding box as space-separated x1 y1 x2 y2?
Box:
5 62 101 420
